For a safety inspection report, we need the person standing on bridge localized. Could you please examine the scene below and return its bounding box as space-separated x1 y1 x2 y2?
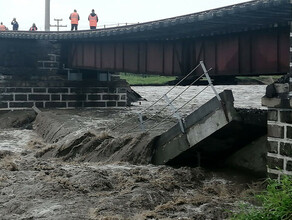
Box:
69 9 80 31
29 23 38 31
11 18 19 31
0 22 7 31
88 9 98 30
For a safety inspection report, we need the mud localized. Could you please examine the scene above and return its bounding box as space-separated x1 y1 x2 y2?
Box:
32 109 170 165
0 147 261 219
0 110 36 129
0 85 267 219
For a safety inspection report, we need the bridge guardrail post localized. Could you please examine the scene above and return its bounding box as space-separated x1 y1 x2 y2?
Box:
138 113 145 132
163 94 185 133
200 61 221 102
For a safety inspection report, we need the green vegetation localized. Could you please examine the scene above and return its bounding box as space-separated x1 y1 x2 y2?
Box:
119 73 176 85
232 175 292 220
120 73 283 86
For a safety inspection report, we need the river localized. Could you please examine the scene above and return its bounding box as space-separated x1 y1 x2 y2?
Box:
0 85 267 219
132 85 266 110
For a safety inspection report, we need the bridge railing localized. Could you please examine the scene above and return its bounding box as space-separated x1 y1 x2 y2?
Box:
111 61 221 134
97 22 138 29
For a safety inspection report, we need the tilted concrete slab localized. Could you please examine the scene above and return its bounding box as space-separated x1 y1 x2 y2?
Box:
152 90 241 165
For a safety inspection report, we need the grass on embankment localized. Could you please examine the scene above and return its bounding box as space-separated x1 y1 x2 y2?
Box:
231 175 292 220
120 72 283 86
119 73 176 86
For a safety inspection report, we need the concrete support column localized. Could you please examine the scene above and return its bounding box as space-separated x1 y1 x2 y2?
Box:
45 0 50 31
263 2 292 178
262 84 292 179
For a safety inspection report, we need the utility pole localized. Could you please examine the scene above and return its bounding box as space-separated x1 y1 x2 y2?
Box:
50 19 67 31
45 0 50 31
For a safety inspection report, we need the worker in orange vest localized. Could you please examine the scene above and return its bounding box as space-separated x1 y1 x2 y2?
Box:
88 9 98 30
0 22 7 31
69 9 80 31
29 23 38 31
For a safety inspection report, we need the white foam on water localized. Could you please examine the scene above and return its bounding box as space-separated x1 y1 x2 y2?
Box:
0 129 37 153
31 203 63 218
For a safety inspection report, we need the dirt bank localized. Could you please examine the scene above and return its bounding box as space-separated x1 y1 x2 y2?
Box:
32 110 170 165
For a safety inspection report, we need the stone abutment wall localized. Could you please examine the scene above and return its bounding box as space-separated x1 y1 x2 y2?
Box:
262 19 292 179
0 80 129 110
262 83 292 179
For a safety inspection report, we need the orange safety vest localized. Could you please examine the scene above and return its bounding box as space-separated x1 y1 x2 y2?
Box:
0 25 6 31
30 27 37 31
70 12 79 24
88 15 98 27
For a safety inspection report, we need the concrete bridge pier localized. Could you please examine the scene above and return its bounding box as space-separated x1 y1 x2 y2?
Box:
0 37 136 110
262 81 292 179
0 78 130 110
261 19 292 179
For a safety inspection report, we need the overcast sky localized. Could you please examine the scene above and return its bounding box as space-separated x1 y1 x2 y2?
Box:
2 0 252 31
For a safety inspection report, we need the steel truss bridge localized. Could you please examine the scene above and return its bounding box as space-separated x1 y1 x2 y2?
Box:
0 0 291 78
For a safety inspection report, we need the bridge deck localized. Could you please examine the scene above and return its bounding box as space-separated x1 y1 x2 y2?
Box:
0 0 290 78
0 0 290 41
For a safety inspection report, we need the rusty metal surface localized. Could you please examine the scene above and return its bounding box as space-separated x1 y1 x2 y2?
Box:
68 27 290 76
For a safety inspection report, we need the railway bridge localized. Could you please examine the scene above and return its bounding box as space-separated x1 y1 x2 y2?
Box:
0 0 291 109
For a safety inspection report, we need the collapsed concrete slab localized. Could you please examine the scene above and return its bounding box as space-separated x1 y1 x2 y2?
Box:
152 90 267 167
152 90 238 165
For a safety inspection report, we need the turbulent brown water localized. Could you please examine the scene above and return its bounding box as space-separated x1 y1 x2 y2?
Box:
0 85 266 219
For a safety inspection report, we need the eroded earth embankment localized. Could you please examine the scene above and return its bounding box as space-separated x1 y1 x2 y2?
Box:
0 110 264 220
33 111 157 164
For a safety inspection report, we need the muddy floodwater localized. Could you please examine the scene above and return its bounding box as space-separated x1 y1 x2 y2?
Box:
0 85 266 219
